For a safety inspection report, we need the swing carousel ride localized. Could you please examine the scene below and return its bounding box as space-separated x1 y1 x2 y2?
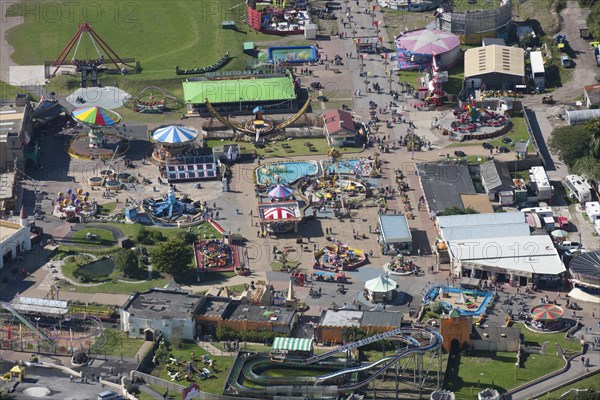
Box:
67 106 129 160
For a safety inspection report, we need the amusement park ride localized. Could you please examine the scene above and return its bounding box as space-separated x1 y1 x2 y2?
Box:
50 22 135 87
424 52 446 107
204 97 311 141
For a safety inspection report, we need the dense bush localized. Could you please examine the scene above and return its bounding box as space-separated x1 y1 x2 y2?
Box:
215 326 284 344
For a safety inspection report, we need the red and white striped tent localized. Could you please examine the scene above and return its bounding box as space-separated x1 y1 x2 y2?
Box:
258 201 301 222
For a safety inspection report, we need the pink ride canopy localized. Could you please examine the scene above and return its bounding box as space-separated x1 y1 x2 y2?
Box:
395 29 460 56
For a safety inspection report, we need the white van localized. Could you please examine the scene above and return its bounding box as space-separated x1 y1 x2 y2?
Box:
97 391 121 400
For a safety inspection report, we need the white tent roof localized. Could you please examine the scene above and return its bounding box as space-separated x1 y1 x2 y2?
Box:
365 275 397 293
567 288 600 304
455 292 467 304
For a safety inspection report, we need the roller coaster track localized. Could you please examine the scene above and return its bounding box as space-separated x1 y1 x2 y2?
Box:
0 301 51 341
203 97 311 135
318 328 443 392
305 327 420 364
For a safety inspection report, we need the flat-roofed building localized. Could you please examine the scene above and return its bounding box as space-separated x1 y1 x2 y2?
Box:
315 309 403 344
447 235 565 288
0 207 31 269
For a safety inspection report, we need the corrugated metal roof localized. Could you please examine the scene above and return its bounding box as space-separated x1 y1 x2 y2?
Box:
437 211 525 228
441 223 531 241
480 160 515 192
464 45 525 78
361 311 402 327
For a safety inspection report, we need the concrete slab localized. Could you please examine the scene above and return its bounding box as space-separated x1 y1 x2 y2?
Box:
66 86 130 109
8 65 46 86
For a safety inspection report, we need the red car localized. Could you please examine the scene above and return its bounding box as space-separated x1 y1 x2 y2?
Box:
557 216 570 231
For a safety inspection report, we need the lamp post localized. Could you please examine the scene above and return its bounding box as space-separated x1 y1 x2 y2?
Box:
239 98 243 112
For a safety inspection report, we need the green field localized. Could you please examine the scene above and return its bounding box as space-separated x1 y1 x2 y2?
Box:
448 351 566 399
206 138 362 159
0 80 29 101
91 327 145 357
71 227 116 247
5 0 276 77
449 115 535 153
152 341 233 394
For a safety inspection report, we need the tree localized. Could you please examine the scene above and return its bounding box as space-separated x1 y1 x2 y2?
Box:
573 156 600 181
518 32 537 49
151 237 192 276
548 125 593 168
115 250 140 278
438 206 479 216
0 391 15 400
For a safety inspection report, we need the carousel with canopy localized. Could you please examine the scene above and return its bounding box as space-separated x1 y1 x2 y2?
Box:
151 125 200 162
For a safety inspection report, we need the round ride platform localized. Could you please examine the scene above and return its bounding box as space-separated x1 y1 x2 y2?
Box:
67 133 129 160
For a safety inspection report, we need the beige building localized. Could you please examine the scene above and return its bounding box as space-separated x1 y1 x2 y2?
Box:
0 208 32 269
0 95 32 173
0 95 32 213
464 45 525 89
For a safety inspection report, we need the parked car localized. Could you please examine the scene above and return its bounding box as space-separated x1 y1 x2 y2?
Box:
560 55 573 68
556 241 583 251
499 146 510 153
564 248 588 257
502 137 512 144
482 142 493 150
517 200 540 210
97 392 122 400
556 216 571 231
454 150 467 157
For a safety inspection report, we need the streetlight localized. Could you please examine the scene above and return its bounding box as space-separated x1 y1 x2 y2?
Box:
239 97 243 112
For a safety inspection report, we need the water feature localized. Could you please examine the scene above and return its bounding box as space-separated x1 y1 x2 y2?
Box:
256 161 319 185
324 159 373 176
423 285 493 316
77 258 116 276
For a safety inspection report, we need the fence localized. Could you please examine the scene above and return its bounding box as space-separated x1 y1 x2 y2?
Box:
131 371 185 394
522 106 545 167
137 332 163 373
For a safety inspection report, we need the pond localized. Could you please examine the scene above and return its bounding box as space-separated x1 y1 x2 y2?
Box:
77 258 116 276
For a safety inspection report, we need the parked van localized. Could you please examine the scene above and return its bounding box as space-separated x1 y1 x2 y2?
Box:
97 391 121 400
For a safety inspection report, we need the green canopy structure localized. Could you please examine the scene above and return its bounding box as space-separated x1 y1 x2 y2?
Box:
272 337 314 352
183 76 296 104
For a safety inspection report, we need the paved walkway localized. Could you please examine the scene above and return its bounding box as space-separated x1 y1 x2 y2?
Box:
506 349 600 400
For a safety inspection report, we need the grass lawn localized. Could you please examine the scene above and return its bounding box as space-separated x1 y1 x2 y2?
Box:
540 372 600 399
152 341 233 395
6 0 276 75
0 80 29 101
91 327 145 358
96 202 118 215
61 276 170 294
206 138 362 159
517 323 582 353
270 260 300 271
71 227 116 247
448 115 534 153
447 350 566 399
517 0 562 36
5 0 291 114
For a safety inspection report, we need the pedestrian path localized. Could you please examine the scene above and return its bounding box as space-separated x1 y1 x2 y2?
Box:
506 349 600 400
